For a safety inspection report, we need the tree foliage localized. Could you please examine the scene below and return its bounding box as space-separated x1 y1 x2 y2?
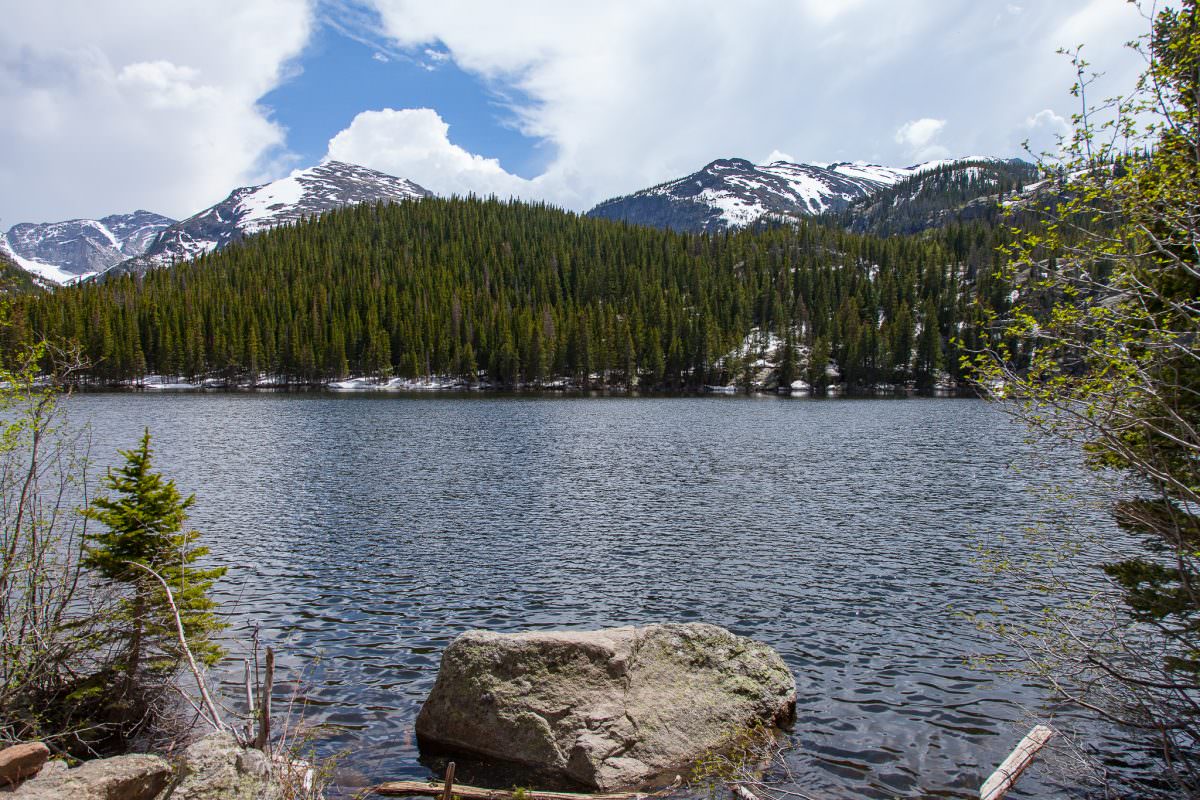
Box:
0 324 226 752
976 2 1200 792
0 337 105 748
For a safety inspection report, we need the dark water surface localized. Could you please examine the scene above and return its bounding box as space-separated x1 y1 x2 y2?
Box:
65 393 1128 797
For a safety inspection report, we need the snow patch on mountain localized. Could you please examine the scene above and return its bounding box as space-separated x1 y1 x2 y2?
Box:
698 190 771 226
237 175 306 234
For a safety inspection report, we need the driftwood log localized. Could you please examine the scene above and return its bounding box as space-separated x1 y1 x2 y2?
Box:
979 725 1055 800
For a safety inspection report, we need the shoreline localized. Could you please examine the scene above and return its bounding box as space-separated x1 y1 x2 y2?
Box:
60 378 982 400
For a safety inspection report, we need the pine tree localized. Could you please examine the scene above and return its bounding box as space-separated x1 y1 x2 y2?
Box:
82 430 226 692
778 331 799 388
808 337 830 389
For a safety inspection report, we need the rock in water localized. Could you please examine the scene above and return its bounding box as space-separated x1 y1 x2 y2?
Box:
415 623 796 790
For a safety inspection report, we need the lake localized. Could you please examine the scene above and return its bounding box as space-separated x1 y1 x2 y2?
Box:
64 392 1135 798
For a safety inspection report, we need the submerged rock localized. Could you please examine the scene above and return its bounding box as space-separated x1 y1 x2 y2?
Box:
415 623 795 790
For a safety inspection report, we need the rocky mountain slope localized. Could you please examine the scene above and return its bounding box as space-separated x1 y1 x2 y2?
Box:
109 161 431 277
0 211 174 284
586 156 1024 232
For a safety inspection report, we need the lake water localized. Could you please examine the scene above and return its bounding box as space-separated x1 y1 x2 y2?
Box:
64 393 1136 797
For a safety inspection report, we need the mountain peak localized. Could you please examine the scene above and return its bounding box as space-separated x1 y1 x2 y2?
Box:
703 157 757 171
587 155 1032 233
105 162 432 277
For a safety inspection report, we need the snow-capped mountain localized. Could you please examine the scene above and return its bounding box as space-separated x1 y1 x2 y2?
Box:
1 211 175 285
111 161 431 276
585 156 1011 232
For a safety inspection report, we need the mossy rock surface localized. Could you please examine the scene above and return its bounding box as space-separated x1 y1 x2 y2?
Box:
415 623 795 791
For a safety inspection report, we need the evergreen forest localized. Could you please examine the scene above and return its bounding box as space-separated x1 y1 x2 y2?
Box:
5 195 1024 392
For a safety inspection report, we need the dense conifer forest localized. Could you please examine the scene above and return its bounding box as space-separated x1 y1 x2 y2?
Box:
5 196 1021 391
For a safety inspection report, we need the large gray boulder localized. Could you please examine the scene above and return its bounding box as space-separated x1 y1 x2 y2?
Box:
415 623 795 790
11 753 171 800
167 732 280 800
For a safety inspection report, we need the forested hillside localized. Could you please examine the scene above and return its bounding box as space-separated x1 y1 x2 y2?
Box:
8 197 1017 391
0 250 39 294
839 159 1039 236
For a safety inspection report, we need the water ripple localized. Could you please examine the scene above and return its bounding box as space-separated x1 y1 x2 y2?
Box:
65 394 1134 798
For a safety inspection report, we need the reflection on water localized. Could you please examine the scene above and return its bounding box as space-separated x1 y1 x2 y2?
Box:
66 393 1129 798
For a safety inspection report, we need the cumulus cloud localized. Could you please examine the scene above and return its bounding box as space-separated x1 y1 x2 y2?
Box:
761 149 797 165
0 0 312 224
354 0 1146 209
7 1 1150 221
1024 108 1072 156
894 118 950 162
326 107 536 199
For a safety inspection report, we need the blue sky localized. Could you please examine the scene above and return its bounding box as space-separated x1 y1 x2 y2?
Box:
261 13 546 181
1 0 1152 223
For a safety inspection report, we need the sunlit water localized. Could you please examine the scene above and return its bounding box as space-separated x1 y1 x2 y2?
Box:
63 393 1145 797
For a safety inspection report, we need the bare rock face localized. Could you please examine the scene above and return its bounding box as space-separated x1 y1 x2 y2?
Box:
415 623 796 791
0 742 50 787
11 753 171 800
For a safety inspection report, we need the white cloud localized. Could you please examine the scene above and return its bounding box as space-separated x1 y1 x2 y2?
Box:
894 118 950 161
5 1 1151 221
0 0 312 224
761 149 796 165
326 107 538 199
1023 108 1072 157
359 0 1147 209
116 61 218 109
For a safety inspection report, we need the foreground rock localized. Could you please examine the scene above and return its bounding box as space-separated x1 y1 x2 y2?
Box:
0 742 50 787
8 732 286 799
415 623 796 790
167 732 280 800
12 753 171 799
